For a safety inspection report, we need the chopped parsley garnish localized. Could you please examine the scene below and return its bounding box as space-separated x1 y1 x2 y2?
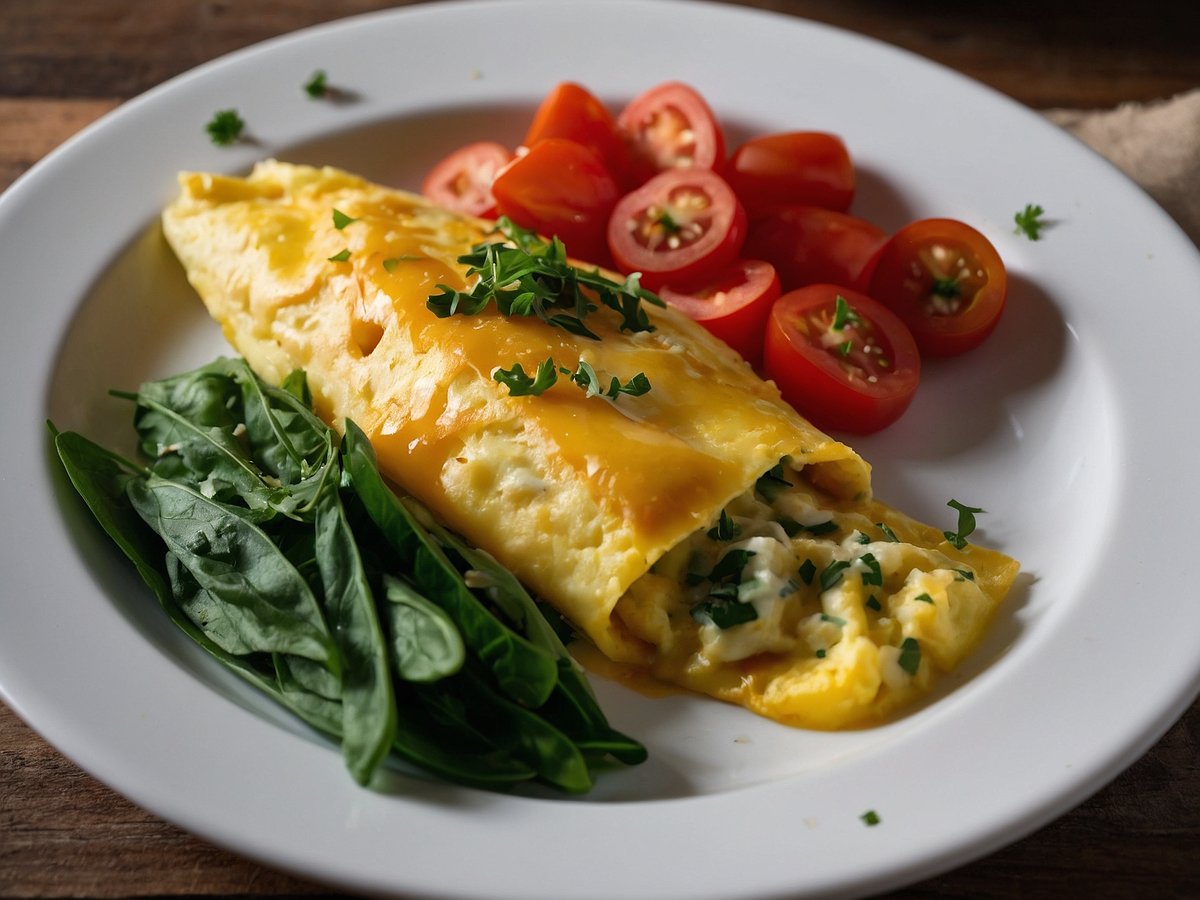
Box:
778 516 836 537
427 218 663 339
327 249 351 262
831 295 862 331
332 208 358 230
205 109 245 146
819 613 846 627
943 498 984 549
861 810 881 826
931 277 961 300
690 548 758 629
798 559 817 585
876 522 899 542
858 552 883 587
707 510 742 542
853 531 871 545
914 593 934 604
1014 203 1046 240
754 462 793 502
954 568 976 582
382 255 423 273
492 357 650 401
897 637 921 675
837 340 854 356
304 69 329 99
865 594 882 612
815 648 827 659
691 597 758 629
819 560 852 592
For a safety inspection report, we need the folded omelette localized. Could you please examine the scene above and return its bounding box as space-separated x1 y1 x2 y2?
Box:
162 160 1018 729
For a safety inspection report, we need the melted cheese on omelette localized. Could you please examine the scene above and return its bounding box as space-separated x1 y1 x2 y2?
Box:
162 160 1018 729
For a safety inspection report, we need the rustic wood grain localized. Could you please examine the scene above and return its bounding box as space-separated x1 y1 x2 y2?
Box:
2 1 1198 898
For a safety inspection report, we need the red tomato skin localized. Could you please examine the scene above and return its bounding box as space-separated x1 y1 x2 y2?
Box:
867 218 1007 358
658 259 781 366
491 138 620 266
421 141 515 218
607 167 747 291
763 285 921 434
523 82 634 189
742 205 887 293
724 132 855 219
616 81 726 183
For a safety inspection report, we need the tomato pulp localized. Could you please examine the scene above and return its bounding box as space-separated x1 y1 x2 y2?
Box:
421 141 515 218
868 218 1007 357
763 285 920 434
616 81 726 182
607 167 747 290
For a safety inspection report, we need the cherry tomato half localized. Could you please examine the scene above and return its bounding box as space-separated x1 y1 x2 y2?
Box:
607 167 747 290
658 259 781 366
763 285 920 434
616 81 726 183
742 205 887 293
421 141 515 218
867 218 1007 358
724 132 855 219
523 82 633 188
492 138 620 265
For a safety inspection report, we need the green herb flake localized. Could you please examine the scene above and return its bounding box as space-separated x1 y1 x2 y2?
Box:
865 594 882 612
815 648 827 659
708 548 756 583
332 208 358 230
1014 203 1046 240
755 462 793 501
858 552 883 587
861 810 881 826
691 597 758 630
382 255 424 273
204 109 245 146
876 522 899 542
943 498 984 549
819 560 852 592
831 295 861 331
853 531 871 545
897 637 921 675
706 510 742 542
914 593 934 604
304 69 329 99
837 340 854 356
954 568 976 582
798 559 817 585
820 613 847 627
327 249 351 263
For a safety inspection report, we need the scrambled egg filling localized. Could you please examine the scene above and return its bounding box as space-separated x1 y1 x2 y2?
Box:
614 461 999 728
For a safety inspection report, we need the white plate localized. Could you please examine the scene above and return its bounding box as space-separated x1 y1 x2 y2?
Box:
3 1 1198 897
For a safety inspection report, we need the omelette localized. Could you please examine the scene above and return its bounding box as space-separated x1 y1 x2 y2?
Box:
161 160 1018 729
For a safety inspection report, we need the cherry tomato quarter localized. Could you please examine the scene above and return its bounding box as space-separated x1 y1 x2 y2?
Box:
763 285 920 434
867 218 1007 357
522 82 633 188
658 259 781 366
491 138 620 265
616 81 726 183
724 132 855 219
607 167 747 290
743 205 887 292
421 141 515 218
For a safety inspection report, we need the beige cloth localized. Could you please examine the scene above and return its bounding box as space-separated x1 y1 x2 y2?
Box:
1046 87 1200 247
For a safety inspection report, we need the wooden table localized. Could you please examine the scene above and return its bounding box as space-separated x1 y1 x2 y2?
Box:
2 1 1198 896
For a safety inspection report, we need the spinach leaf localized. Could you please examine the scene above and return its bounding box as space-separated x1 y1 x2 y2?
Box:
340 419 559 708
313 486 396 785
381 575 465 683
126 475 338 670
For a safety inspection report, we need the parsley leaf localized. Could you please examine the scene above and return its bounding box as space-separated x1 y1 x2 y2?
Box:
493 357 559 397
427 218 663 339
304 69 329 99
898 637 921 675
332 209 358 230
819 559 852 592
205 109 245 146
754 462 793 502
861 810 881 826
327 249 351 263
943 498 984 549
706 510 742 542
1014 203 1046 240
691 597 758 629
